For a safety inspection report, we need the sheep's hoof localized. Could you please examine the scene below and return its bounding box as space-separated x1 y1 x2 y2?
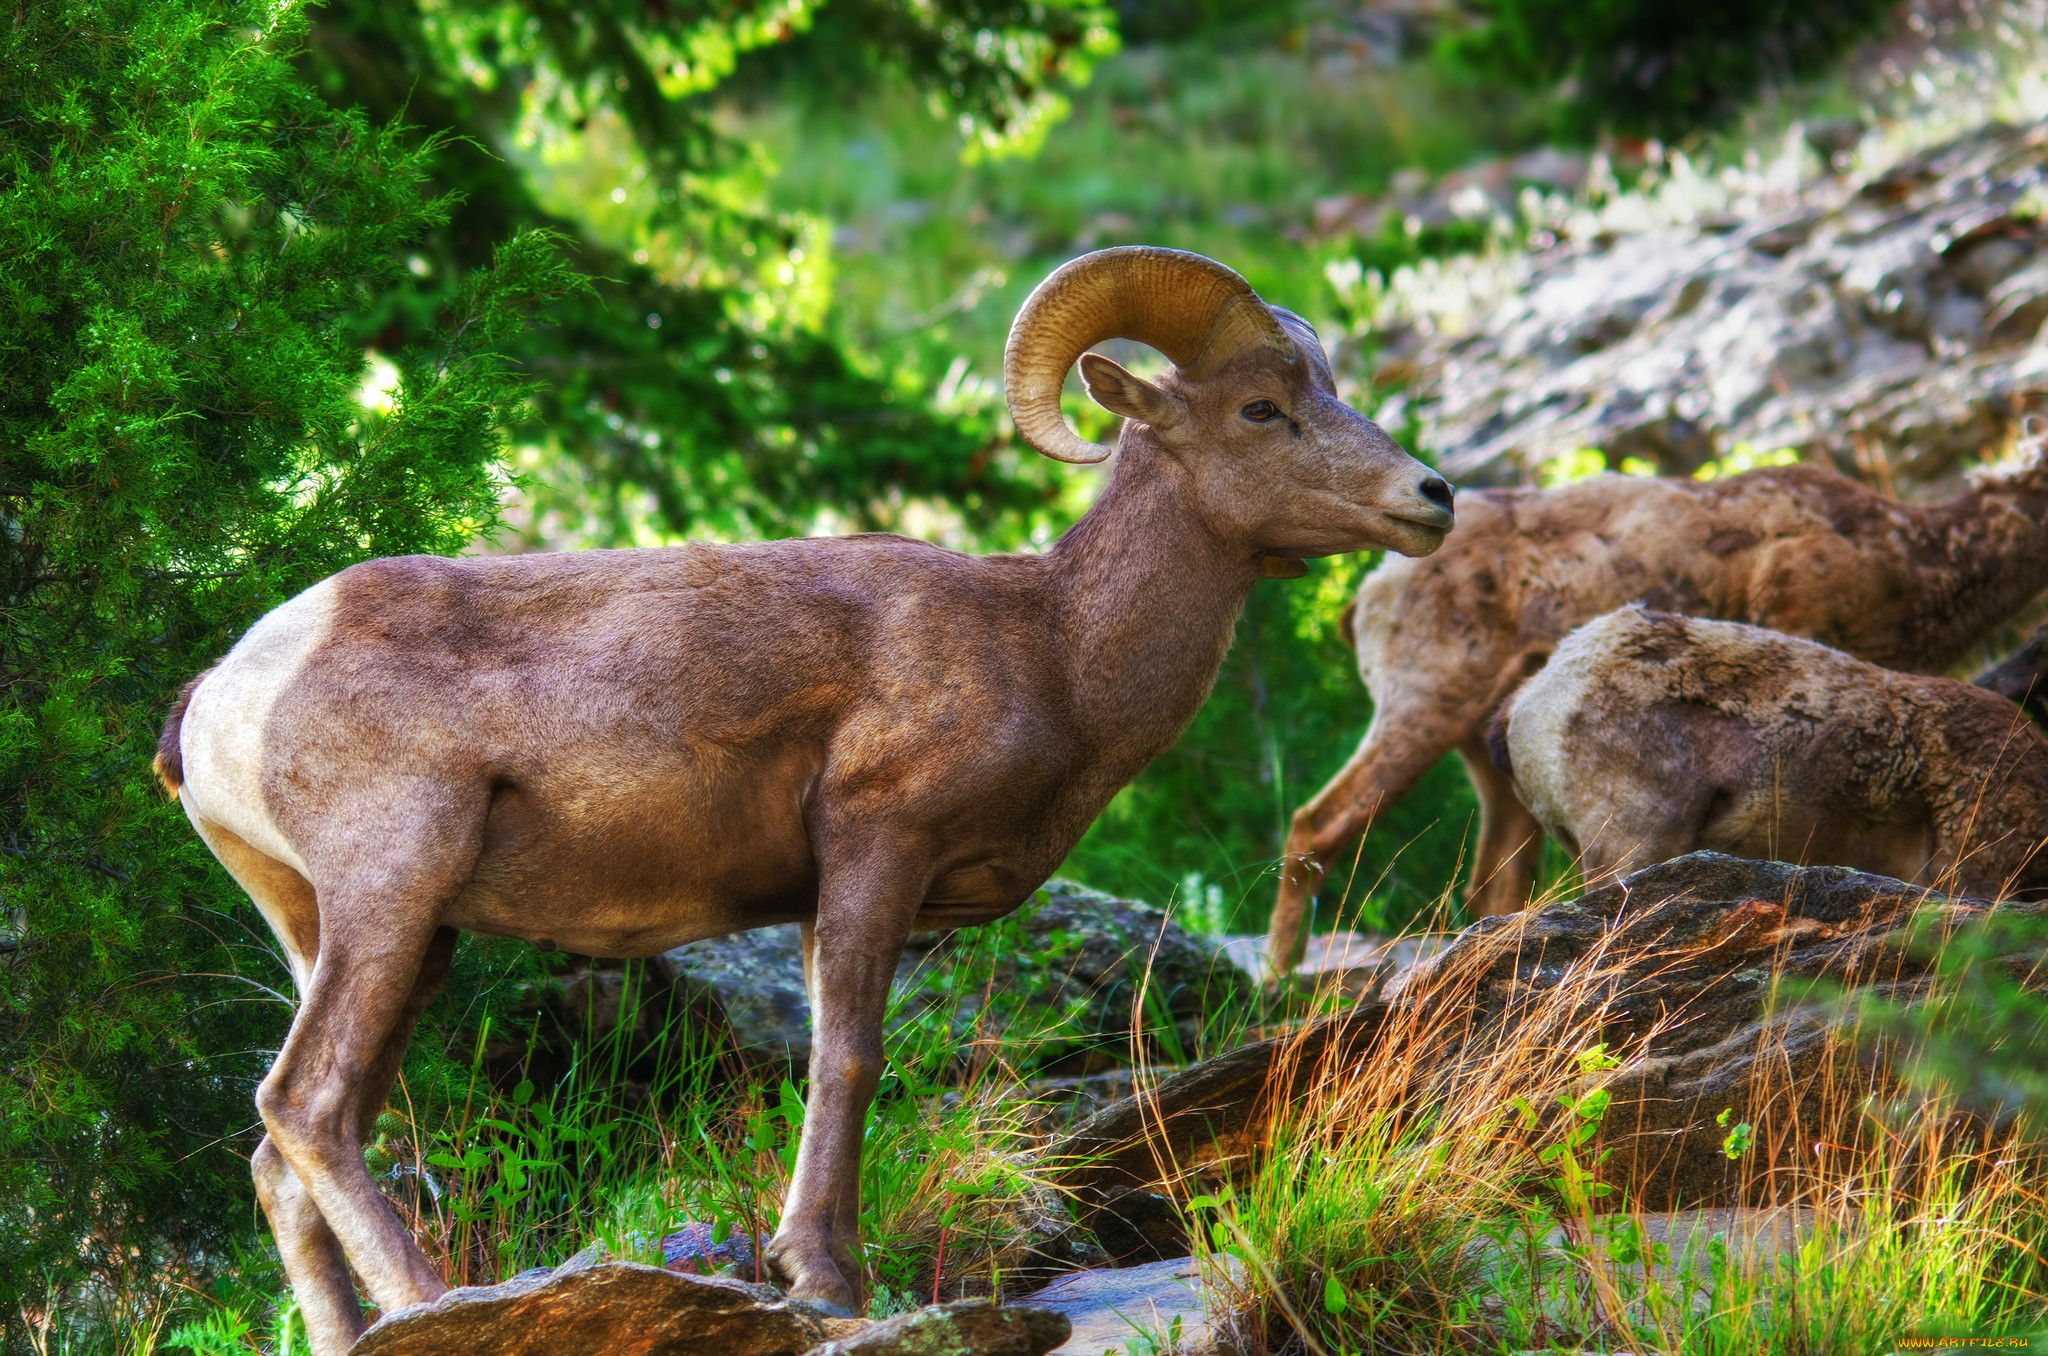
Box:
764 1235 861 1318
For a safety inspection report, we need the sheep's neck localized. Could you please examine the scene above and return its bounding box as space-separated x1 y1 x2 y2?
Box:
1045 441 1257 792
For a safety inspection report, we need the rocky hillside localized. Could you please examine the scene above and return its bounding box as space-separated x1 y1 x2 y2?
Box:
1408 118 2048 493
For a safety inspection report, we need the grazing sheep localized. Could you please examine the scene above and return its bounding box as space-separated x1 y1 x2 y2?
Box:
1498 606 2048 898
156 246 1454 1353
1268 452 2048 971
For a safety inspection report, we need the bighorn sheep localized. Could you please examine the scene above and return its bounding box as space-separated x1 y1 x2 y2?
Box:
156 246 1454 1352
1497 606 2048 897
1268 453 2048 970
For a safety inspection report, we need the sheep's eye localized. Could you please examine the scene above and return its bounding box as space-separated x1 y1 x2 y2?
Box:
1242 399 1280 423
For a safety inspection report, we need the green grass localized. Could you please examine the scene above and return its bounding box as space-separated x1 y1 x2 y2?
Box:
128 907 1243 1354
1195 910 2048 1355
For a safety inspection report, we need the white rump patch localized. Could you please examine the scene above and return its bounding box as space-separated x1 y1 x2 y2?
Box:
177 577 339 880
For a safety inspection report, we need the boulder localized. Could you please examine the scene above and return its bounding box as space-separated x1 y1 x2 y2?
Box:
981 880 1251 1071
806 1299 1070 1356
1055 854 2047 1214
655 880 1249 1076
350 1248 827 1356
1403 119 2048 491
657 928 824 1068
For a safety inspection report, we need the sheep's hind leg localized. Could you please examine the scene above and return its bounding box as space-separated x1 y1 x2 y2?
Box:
252 928 458 1355
252 1137 360 1352
1458 740 1544 917
256 811 482 1351
768 851 925 1316
177 819 366 1348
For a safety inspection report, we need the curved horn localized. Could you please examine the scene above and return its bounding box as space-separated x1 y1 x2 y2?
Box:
1003 246 1298 465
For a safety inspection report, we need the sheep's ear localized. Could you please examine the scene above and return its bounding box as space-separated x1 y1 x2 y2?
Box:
1078 352 1186 432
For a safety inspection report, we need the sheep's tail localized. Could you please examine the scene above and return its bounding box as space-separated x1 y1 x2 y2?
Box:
154 667 214 798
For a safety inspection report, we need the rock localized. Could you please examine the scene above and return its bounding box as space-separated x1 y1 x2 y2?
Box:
806 1299 1070 1356
1406 119 2048 492
656 881 1249 1076
991 880 1251 1071
1019 1256 1242 1356
1053 999 1385 1213
350 1248 827 1356
1024 1070 1139 1126
657 927 944 1069
1074 1187 1190 1267
658 928 820 1067
1053 855 2048 1212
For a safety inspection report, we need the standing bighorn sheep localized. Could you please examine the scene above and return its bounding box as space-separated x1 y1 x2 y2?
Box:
1267 453 2048 971
156 246 1454 1353
1497 606 2048 898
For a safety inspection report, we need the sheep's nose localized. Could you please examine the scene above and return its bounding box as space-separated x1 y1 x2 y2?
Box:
1419 474 1455 513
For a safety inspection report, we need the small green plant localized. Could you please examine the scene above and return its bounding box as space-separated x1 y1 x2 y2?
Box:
1718 1106 1756 1160
1112 1310 1185 1356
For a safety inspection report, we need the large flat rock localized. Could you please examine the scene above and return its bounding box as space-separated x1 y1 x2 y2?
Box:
350 1253 826 1356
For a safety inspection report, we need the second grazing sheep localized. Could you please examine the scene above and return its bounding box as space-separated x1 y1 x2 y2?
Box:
1498 606 2048 899
1267 451 2048 974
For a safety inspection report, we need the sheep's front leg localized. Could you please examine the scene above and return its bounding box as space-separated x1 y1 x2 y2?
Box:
1458 740 1544 917
768 857 923 1316
1270 710 1450 975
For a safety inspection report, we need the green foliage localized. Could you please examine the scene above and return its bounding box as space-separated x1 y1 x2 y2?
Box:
295 0 1123 544
0 0 572 1319
753 39 1537 377
1860 908 2048 1140
1446 0 1897 141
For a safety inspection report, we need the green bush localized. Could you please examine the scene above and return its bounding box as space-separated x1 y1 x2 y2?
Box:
295 0 1122 545
1447 0 1896 140
0 0 571 1320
